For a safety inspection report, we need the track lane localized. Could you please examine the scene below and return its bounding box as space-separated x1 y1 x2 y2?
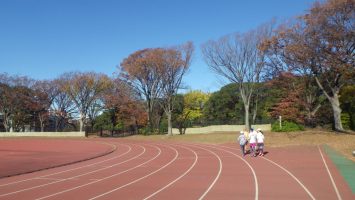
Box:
259 145 339 200
0 143 149 199
143 144 199 200
1 139 352 200
194 143 258 200
219 143 353 200
87 143 184 200
0 143 128 188
0 143 140 197
138 142 222 200
33 144 166 200
317 146 354 200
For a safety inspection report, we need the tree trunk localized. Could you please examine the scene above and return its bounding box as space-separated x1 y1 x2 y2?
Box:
40 123 44 132
8 118 13 132
252 99 258 125
79 117 84 132
314 77 343 132
133 118 138 134
39 117 44 132
167 111 172 136
240 88 251 131
54 117 58 132
178 126 183 135
3 119 9 132
329 95 344 131
244 104 250 131
147 99 154 133
3 113 10 132
147 107 152 132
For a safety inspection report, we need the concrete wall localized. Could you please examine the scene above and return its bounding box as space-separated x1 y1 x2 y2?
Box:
172 124 271 134
0 132 85 137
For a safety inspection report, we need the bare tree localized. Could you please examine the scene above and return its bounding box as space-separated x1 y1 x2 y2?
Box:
120 49 164 132
160 42 194 135
60 72 112 133
87 99 104 133
51 78 76 132
0 83 14 132
32 80 59 131
202 23 273 130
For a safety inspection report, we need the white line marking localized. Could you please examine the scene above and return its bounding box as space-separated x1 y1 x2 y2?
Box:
191 145 222 200
262 157 316 200
36 145 161 200
143 144 198 200
200 144 258 200
0 144 145 197
318 145 342 200
33 177 65 181
89 179 102 181
0 142 124 187
88 145 179 200
220 144 315 200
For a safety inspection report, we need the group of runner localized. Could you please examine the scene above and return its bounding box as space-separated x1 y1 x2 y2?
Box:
237 128 265 157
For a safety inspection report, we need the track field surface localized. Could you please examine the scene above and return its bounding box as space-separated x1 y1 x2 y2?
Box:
0 138 354 200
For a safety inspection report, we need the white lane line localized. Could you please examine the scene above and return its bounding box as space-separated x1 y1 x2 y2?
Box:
200 143 258 200
36 145 161 200
318 145 342 200
33 178 65 181
262 157 316 200
182 144 222 200
220 144 315 200
0 144 145 197
88 145 179 200
198 147 222 200
0 142 125 187
143 144 198 200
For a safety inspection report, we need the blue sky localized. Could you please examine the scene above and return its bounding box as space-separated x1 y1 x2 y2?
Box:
0 0 316 92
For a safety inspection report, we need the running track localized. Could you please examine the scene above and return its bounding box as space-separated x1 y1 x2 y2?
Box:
0 138 354 200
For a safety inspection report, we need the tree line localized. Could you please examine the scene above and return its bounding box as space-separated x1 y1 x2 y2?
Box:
202 0 354 132
0 0 354 134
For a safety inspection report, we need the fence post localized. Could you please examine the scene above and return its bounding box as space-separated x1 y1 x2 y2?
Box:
279 116 282 129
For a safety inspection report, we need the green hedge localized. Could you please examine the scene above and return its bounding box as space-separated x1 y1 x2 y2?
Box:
272 120 304 132
341 113 351 130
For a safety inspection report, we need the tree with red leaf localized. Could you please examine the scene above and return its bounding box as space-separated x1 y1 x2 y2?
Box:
267 72 305 124
261 0 355 131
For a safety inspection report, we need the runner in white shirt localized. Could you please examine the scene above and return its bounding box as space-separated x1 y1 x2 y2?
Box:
249 128 257 157
256 128 265 156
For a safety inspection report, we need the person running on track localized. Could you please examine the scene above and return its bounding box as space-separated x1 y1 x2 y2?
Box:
243 128 249 154
249 128 257 157
256 128 265 156
237 131 247 157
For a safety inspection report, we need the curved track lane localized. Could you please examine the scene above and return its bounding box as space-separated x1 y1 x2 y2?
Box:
0 139 354 200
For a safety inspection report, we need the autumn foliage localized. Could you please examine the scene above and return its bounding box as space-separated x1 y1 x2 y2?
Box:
261 0 355 131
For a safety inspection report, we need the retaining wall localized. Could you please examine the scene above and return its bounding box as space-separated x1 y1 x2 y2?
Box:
0 132 85 137
172 124 271 134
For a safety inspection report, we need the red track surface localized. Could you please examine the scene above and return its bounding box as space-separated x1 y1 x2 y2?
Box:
0 138 353 200
0 138 115 178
